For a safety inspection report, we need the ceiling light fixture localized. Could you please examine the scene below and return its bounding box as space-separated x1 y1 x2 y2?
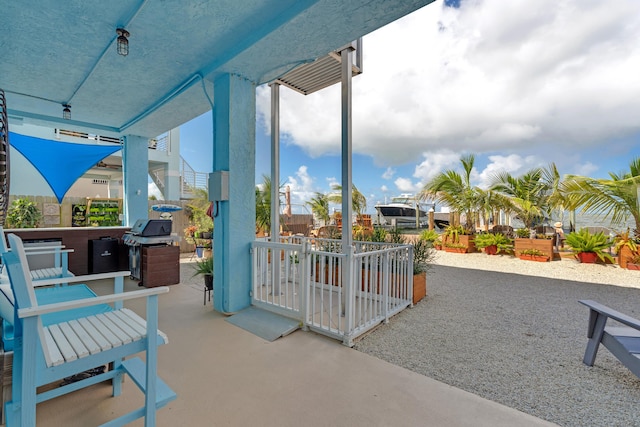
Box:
116 28 130 56
62 104 71 120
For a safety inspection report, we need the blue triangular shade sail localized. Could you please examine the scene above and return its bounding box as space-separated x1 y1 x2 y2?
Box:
10 132 122 203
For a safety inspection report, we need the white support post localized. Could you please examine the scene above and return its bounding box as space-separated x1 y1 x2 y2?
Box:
340 46 354 327
270 83 282 296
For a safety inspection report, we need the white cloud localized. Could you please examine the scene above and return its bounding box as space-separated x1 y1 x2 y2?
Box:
394 177 420 193
380 184 388 192
382 167 395 180
256 0 640 166
474 154 543 189
413 150 461 183
326 176 339 190
572 161 599 177
284 165 316 209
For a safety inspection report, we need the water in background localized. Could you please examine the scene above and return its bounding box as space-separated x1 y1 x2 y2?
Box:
510 213 636 234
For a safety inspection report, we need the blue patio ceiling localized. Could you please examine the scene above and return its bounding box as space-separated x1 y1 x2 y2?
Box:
0 1 434 139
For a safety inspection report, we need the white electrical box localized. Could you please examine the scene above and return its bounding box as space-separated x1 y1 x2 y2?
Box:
209 171 229 201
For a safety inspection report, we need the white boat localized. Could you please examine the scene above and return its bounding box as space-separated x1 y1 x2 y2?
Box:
374 194 450 228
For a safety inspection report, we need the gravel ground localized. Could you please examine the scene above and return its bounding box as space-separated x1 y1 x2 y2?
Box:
354 251 640 427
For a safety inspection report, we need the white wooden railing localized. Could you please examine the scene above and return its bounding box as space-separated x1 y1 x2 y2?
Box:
251 236 413 346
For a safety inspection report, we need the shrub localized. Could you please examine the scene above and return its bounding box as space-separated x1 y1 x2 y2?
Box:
565 228 615 263
6 198 42 228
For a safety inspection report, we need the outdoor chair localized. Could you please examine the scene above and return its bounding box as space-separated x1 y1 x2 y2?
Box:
0 227 74 284
490 225 514 239
579 300 640 379
1 233 176 426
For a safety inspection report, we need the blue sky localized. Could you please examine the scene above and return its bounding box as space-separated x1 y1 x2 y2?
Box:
178 0 640 215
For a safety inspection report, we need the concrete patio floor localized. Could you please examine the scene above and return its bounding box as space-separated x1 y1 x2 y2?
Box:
32 256 556 426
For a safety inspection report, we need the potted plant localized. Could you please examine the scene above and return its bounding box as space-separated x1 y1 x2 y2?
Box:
433 235 443 250
6 198 42 228
192 256 213 291
613 230 638 269
411 238 435 304
419 229 440 245
473 233 512 255
565 229 615 264
443 225 475 253
627 253 640 271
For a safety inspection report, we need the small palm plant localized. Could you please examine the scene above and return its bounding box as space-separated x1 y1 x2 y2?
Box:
473 233 513 255
565 229 614 263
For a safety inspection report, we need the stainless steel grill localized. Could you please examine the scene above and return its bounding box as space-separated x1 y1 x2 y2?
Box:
123 219 179 283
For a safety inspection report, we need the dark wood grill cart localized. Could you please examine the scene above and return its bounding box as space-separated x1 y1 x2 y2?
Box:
123 219 180 287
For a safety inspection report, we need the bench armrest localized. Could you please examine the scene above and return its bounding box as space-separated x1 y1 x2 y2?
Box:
23 245 67 251
25 248 74 256
579 300 640 330
30 271 131 288
18 286 169 318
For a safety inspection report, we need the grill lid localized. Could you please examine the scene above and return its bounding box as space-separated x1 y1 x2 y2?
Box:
130 219 172 237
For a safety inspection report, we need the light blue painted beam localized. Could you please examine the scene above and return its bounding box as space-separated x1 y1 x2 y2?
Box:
6 110 120 134
212 73 256 313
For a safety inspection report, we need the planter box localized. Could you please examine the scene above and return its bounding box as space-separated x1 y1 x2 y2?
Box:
313 262 342 286
444 247 466 253
442 235 476 253
618 246 634 269
518 254 550 262
514 238 553 258
459 235 476 253
413 272 426 304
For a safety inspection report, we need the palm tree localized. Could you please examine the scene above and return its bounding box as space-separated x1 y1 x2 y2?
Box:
327 184 367 216
562 157 640 235
255 175 283 234
186 187 213 233
543 162 570 221
419 154 478 230
490 167 551 230
306 192 330 226
475 188 511 231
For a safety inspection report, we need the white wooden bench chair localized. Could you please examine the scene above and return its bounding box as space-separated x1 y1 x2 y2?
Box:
0 227 74 284
2 233 176 426
579 299 640 378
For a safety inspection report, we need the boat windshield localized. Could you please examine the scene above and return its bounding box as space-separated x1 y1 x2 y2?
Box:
391 197 412 204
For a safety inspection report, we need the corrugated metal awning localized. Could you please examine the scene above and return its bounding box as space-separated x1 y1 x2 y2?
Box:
275 40 363 95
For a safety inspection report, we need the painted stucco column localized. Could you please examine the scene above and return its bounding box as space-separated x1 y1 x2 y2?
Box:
122 135 149 226
212 73 255 313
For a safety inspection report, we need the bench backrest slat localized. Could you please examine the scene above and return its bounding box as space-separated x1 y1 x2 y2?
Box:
4 233 53 366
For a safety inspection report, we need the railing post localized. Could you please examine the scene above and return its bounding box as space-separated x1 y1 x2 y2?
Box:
342 244 355 346
383 250 390 323
408 245 414 306
300 239 310 331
